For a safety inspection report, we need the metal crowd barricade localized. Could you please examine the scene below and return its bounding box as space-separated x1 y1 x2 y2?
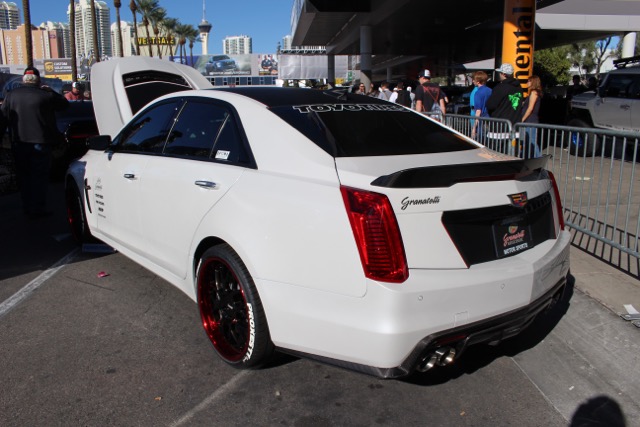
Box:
518 123 640 266
440 113 640 268
443 114 515 155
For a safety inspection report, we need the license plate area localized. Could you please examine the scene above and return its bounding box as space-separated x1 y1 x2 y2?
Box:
493 215 532 258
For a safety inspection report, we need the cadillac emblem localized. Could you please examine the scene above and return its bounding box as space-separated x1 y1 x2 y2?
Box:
508 192 528 208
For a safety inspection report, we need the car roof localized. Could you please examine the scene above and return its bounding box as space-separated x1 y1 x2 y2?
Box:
211 86 389 108
609 66 640 74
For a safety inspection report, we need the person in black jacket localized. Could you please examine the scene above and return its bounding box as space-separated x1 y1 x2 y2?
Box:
0 67 69 219
486 63 524 124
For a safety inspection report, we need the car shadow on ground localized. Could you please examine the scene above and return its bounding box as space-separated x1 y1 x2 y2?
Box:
404 273 575 387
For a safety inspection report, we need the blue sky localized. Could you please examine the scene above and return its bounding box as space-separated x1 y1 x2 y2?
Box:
29 0 294 54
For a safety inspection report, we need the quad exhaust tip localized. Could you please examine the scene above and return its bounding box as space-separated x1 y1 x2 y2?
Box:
416 346 457 372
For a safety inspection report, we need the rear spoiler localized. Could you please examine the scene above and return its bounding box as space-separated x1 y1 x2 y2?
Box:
371 156 549 188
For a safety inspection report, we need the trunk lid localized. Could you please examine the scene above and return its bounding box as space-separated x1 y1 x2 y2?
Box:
336 150 555 269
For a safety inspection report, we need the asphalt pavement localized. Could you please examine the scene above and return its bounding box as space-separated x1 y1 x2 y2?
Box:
1 181 640 426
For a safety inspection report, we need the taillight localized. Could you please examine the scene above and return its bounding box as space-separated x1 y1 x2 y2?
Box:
341 186 408 283
548 171 565 233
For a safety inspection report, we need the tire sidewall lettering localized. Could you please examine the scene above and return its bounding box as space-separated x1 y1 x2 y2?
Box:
243 302 255 362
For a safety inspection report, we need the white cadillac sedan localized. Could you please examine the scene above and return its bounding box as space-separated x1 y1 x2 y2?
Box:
66 57 570 378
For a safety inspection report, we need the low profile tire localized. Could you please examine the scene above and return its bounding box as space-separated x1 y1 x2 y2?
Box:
566 118 600 157
197 244 274 369
65 181 94 244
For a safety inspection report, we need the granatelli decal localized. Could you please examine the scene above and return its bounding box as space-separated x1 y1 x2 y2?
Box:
400 196 441 210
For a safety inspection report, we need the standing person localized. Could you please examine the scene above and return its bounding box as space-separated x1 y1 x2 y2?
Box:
367 83 380 98
520 75 543 158
567 75 585 99
414 69 446 120
470 71 492 142
389 81 412 107
355 82 366 95
0 67 69 219
65 82 86 101
486 63 523 124
377 81 392 101
469 77 478 123
406 86 416 110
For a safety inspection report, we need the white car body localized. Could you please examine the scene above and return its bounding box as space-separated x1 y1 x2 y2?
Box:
66 58 570 378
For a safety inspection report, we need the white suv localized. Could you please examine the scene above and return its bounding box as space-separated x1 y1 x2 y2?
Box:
568 56 640 155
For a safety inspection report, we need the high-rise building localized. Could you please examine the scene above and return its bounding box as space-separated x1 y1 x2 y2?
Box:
111 21 136 57
223 35 252 55
0 24 54 64
281 35 292 51
0 1 19 30
68 0 112 59
39 21 70 59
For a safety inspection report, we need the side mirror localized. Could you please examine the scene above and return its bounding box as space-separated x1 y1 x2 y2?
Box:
87 135 111 151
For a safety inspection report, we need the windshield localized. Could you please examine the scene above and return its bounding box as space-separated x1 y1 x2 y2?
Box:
270 104 475 157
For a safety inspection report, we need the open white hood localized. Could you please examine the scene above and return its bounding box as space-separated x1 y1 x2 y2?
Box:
90 57 212 138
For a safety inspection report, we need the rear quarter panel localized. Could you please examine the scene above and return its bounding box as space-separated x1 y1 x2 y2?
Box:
190 95 367 297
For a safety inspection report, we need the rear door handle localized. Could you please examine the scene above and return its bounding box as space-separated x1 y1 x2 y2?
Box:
195 180 218 189
123 173 136 180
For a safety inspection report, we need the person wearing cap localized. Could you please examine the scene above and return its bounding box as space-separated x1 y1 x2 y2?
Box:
414 69 446 119
0 67 69 219
65 82 86 101
486 63 524 124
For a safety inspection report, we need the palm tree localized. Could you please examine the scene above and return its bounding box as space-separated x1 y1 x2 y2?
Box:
137 0 159 57
129 0 140 55
186 25 199 67
69 0 77 81
173 23 188 64
149 7 166 59
22 0 33 68
90 0 100 62
114 0 124 57
160 17 179 59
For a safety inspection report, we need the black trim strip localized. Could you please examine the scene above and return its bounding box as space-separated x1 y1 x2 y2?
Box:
371 156 550 188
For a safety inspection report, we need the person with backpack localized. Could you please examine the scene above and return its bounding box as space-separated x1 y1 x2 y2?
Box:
389 81 412 108
414 69 446 120
486 63 524 124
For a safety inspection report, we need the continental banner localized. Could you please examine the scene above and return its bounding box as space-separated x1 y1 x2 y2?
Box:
502 0 535 95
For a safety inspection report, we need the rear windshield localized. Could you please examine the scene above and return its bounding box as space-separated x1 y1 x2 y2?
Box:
270 103 476 157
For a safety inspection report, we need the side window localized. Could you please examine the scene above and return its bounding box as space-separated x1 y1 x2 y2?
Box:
628 75 640 100
164 101 226 158
116 101 181 153
604 74 634 98
211 114 250 164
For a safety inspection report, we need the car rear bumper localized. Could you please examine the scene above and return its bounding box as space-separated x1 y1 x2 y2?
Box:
287 274 567 378
259 230 571 378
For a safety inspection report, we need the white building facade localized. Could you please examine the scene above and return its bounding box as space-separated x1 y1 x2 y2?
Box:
223 35 252 55
110 21 136 57
0 1 19 30
68 0 112 59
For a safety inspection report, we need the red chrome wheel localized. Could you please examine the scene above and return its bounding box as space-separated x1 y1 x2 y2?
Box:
197 244 273 368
